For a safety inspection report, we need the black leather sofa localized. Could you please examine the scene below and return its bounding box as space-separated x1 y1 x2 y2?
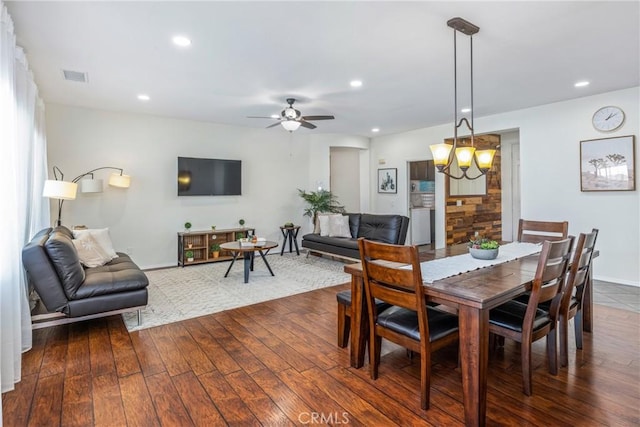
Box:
302 213 410 260
22 226 149 329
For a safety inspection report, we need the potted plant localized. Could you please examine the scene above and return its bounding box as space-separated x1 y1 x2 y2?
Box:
211 225 216 231
468 237 500 260
184 221 192 233
210 243 221 258
185 250 194 262
297 189 345 231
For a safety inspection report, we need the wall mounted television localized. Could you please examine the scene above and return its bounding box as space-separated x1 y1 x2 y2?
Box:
177 157 242 196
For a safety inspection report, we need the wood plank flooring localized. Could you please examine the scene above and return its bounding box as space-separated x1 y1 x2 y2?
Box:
3 282 639 426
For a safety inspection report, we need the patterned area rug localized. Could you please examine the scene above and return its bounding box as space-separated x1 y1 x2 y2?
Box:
123 253 350 331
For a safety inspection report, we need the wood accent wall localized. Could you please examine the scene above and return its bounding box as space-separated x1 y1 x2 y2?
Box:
445 134 502 244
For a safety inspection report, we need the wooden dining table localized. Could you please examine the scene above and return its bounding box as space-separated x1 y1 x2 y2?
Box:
344 244 543 427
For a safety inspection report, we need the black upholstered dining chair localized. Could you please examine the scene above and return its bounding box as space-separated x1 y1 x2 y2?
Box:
358 238 459 410
517 219 569 243
489 237 573 396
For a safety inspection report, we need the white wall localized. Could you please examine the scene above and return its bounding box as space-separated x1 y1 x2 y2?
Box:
371 87 640 285
45 104 369 268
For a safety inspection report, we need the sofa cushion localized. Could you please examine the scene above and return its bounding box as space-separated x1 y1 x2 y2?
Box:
328 214 352 237
318 213 340 236
73 232 112 268
72 253 149 300
73 228 118 259
347 213 361 239
357 214 404 244
302 233 359 250
44 231 86 299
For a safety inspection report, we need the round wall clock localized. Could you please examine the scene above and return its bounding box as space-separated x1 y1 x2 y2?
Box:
592 106 625 132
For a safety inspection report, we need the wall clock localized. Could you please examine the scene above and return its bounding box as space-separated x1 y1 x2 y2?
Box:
592 106 625 132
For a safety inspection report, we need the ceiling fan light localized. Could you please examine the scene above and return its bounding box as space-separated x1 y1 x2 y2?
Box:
284 107 298 119
281 120 301 132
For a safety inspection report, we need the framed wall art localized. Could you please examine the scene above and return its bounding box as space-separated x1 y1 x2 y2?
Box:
378 168 397 193
580 135 635 191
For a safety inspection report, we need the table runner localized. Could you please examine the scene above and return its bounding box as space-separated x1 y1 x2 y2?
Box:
419 242 542 283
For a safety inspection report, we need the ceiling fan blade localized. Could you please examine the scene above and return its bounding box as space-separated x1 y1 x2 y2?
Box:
247 116 277 119
299 121 317 129
301 115 335 121
266 122 281 129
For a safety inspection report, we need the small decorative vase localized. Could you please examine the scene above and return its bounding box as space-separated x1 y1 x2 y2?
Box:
469 247 499 260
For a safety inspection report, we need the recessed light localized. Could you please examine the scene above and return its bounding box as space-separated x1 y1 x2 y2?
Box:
371 128 380 133
350 80 363 88
461 108 471 113
137 94 150 101
574 81 590 88
172 35 192 47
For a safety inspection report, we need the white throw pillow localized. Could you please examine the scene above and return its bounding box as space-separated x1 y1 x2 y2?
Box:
328 215 352 238
317 213 339 237
72 232 112 267
72 228 118 259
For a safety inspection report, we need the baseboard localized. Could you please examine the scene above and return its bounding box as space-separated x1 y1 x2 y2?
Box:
594 275 639 287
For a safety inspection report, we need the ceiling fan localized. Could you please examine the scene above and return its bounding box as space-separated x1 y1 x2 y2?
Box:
248 98 335 131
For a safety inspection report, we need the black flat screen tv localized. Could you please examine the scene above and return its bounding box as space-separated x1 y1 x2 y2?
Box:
177 157 241 196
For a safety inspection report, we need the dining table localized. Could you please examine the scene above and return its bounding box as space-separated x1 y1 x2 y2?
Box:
344 244 550 427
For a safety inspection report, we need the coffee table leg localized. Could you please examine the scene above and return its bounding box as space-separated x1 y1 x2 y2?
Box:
224 252 239 278
243 252 251 283
258 250 275 276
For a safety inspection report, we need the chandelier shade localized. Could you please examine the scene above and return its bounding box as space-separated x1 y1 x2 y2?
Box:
281 120 301 132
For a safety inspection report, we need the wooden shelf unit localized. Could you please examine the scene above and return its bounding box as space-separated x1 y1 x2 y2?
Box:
178 227 255 267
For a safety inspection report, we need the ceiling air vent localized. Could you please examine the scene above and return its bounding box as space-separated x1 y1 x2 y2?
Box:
62 69 88 83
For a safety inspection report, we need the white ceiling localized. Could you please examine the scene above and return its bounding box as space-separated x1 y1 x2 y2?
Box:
6 1 639 137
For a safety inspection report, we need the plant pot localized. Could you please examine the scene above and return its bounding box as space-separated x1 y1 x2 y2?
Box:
187 257 194 262
187 243 193 249
469 247 499 260
212 251 220 259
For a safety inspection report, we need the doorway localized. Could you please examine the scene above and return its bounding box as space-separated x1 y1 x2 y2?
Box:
407 160 435 248
330 147 360 212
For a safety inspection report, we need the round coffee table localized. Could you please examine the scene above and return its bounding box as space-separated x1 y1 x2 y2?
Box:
220 241 278 283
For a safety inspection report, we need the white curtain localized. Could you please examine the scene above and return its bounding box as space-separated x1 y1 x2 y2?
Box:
0 1 49 422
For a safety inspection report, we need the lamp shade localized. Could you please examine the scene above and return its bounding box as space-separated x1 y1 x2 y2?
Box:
429 143 453 168
475 149 497 170
281 120 301 132
108 173 131 188
454 146 476 170
80 178 103 193
43 180 77 200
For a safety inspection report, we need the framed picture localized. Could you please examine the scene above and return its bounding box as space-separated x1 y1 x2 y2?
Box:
378 168 397 193
580 135 635 191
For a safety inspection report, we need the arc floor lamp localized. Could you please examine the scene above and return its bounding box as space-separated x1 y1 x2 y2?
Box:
42 166 131 226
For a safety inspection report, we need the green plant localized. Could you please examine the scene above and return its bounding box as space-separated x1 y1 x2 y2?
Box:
184 221 192 230
185 250 194 259
468 237 499 250
297 189 345 225
210 243 220 252
211 225 216 230
239 219 245 227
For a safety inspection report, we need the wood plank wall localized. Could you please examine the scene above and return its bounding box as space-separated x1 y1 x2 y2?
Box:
445 134 502 244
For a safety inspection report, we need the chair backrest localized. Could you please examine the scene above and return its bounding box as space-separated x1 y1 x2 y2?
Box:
524 237 574 328
358 238 428 333
518 219 569 244
562 229 599 314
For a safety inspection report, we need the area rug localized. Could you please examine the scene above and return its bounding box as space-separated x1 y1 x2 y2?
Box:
122 253 350 331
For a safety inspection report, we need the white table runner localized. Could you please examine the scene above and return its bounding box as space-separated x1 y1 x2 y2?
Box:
418 242 542 284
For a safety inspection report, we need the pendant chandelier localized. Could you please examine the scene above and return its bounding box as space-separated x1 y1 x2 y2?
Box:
429 17 496 180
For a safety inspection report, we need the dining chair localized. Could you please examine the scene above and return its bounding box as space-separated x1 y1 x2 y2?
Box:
558 229 599 367
358 238 459 410
336 291 392 348
517 219 569 243
489 236 573 396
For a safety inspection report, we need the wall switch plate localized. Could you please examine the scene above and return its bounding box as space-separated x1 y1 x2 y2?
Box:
456 200 462 206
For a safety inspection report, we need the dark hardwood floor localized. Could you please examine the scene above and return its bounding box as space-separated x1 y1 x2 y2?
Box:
3 283 639 426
